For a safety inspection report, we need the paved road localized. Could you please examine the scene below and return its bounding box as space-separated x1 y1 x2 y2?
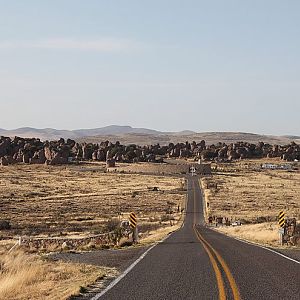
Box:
95 176 300 300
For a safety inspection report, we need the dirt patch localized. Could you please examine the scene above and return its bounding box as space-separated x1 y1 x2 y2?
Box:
109 161 189 175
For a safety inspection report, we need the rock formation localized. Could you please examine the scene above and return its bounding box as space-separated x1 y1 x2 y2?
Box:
0 135 299 166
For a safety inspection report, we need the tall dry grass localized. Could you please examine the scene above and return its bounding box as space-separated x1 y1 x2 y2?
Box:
0 249 110 300
216 223 279 247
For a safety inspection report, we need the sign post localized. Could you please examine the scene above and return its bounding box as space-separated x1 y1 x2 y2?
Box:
129 212 138 244
278 211 285 245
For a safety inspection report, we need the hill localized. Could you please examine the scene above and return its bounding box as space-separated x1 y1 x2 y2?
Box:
77 132 300 145
0 126 299 145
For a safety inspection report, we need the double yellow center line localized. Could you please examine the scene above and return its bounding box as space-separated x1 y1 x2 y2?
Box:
192 180 241 300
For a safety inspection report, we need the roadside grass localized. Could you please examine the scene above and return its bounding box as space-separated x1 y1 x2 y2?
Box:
216 223 279 247
0 249 114 300
139 223 182 245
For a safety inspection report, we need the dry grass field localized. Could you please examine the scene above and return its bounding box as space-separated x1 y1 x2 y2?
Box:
0 163 185 240
201 159 299 222
0 163 185 299
0 247 115 300
201 159 299 246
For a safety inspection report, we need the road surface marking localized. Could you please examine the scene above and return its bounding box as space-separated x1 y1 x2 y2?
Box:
192 180 226 300
195 227 241 300
90 224 182 299
193 225 226 300
91 245 155 299
193 180 241 300
217 232 300 265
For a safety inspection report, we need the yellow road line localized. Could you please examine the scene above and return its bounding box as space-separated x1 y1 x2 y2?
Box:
193 225 226 300
192 179 241 300
195 228 241 300
193 180 196 224
192 180 225 300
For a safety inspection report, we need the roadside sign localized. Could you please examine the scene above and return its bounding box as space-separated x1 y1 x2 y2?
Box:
278 211 285 228
278 228 284 234
129 212 137 228
190 166 196 176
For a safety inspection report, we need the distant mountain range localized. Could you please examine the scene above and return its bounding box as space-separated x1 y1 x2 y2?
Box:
0 125 299 145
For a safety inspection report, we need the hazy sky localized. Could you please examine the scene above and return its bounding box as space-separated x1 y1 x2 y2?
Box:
0 1 299 135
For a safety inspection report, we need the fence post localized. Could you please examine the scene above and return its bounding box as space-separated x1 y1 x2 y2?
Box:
133 226 139 244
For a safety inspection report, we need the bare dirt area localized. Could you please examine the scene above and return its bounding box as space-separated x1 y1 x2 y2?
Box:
0 163 185 239
109 161 189 175
201 159 300 248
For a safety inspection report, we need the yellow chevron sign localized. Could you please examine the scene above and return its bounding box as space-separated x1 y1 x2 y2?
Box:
278 211 285 228
129 212 137 228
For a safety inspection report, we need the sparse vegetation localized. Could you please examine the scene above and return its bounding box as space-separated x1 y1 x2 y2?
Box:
201 159 300 246
201 159 299 223
0 163 186 299
216 223 279 247
0 164 185 241
0 249 114 300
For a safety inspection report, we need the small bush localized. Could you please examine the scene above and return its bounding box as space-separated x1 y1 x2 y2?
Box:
256 216 268 223
0 220 11 230
105 218 119 232
79 286 87 294
161 214 175 222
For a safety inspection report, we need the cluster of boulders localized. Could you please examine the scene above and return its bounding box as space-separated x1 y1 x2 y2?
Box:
0 137 74 166
0 136 299 166
199 141 300 162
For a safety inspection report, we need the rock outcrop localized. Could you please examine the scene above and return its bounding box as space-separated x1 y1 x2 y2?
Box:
0 136 299 166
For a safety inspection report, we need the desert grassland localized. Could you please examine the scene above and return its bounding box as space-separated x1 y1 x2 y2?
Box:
0 164 185 239
201 159 299 247
0 247 115 300
0 163 185 300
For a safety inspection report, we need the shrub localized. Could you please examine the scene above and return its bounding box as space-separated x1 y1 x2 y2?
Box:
0 220 11 230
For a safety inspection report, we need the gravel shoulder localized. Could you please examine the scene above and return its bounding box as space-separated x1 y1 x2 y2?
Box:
50 245 148 271
49 246 149 299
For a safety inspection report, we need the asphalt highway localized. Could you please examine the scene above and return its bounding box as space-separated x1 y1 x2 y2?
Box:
96 176 300 300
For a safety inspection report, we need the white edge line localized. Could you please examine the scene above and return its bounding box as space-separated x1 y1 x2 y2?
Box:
90 244 155 299
209 227 300 265
91 220 186 299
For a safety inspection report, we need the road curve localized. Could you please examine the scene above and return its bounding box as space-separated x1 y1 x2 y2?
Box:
95 176 300 300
